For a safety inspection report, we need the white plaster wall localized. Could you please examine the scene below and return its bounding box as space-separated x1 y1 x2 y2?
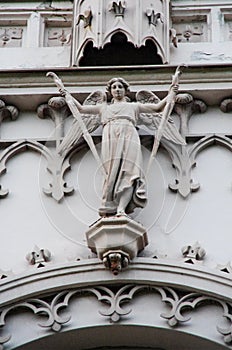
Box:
1 106 232 273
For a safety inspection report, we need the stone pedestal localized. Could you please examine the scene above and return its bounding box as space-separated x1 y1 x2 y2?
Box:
86 216 148 274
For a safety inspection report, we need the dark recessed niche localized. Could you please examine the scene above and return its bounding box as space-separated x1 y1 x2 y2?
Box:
79 32 162 66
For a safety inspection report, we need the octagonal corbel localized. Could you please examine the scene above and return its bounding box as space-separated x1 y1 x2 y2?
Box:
86 216 148 274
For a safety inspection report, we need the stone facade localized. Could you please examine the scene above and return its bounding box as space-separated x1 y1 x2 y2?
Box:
0 0 232 349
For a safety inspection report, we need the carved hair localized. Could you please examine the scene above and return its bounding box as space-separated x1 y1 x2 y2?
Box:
106 77 130 94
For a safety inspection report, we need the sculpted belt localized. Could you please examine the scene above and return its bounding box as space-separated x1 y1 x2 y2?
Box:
102 116 135 126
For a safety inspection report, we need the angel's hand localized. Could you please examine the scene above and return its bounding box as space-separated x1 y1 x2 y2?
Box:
59 88 69 97
169 83 179 94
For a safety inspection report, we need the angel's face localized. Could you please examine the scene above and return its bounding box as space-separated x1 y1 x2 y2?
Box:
110 81 126 101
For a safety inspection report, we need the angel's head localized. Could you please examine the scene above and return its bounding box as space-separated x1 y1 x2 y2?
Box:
106 77 130 102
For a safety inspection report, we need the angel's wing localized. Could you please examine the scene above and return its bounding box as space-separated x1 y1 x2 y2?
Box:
57 91 105 154
136 90 185 145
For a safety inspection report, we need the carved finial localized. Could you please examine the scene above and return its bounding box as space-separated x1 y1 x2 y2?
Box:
146 7 164 26
76 7 93 28
109 1 126 17
26 246 52 268
181 242 206 264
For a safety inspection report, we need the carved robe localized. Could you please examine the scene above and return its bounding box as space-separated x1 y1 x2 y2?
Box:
99 102 147 215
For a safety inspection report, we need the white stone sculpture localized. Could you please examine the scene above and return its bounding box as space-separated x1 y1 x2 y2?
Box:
48 71 185 217
47 70 185 272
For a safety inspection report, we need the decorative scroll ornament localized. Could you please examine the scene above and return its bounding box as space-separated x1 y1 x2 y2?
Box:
76 7 93 28
109 1 127 17
220 97 232 112
0 99 19 125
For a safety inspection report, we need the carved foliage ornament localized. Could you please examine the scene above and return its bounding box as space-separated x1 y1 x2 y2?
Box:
76 7 93 28
109 1 127 17
146 8 164 26
0 284 232 347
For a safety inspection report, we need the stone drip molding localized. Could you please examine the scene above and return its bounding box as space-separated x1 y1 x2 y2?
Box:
1 93 232 202
0 260 231 348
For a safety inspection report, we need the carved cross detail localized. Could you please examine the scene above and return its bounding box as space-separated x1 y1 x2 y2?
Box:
109 1 126 17
146 8 164 26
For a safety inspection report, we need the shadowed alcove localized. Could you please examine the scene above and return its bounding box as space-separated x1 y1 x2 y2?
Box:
79 32 163 66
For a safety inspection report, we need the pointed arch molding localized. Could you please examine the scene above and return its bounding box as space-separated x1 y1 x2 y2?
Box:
72 0 169 66
0 139 74 202
162 133 232 198
0 260 232 349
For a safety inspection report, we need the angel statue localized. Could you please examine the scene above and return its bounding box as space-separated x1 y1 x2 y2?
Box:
47 70 185 217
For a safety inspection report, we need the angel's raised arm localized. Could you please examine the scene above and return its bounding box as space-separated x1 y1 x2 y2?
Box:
64 90 102 114
137 100 166 113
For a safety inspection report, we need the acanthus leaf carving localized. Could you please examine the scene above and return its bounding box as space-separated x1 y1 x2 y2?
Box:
109 1 127 17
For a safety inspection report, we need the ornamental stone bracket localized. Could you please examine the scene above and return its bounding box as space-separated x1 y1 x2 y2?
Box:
86 216 148 274
37 96 70 150
72 0 170 66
